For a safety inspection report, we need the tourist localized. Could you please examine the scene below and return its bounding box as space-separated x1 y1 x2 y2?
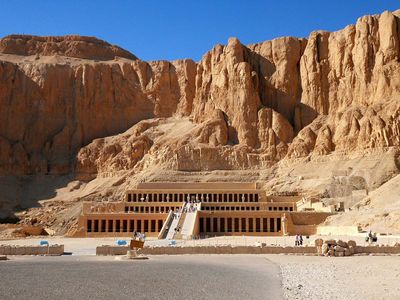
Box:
295 234 299 246
299 235 303 246
372 232 378 243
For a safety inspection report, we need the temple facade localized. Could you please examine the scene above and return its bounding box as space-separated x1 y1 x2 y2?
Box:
73 183 333 238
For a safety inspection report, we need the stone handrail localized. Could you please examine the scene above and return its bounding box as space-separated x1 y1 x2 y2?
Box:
157 210 174 239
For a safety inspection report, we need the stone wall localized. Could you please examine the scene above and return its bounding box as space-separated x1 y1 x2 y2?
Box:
0 245 64 255
96 244 400 256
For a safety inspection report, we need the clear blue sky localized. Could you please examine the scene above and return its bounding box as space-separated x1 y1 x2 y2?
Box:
0 1 398 61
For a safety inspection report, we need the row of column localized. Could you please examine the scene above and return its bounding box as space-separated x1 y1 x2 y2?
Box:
87 218 163 233
127 193 260 203
202 206 261 211
268 206 294 212
125 206 180 213
200 217 282 233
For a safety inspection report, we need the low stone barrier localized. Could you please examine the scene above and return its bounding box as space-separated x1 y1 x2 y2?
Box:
96 243 400 256
96 246 129 256
0 245 64 256
96 245 317 256
355 245 400 255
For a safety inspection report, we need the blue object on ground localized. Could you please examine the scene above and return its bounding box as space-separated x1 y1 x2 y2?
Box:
116 240 127 246
169 240 177 246
40 240 49 246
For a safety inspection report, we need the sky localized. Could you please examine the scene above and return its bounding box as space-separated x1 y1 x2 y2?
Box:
0 1 399 62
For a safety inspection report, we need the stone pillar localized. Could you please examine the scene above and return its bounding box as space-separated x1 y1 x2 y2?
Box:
246 218 249 232
274 218 278 233
217 218 221 233
127 219 131 232
239 218 242 233
282 213 288 235
203 218 207 233
224 218 228 232
260 218 263 233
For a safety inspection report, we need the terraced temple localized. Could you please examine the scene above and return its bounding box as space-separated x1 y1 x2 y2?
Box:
73 183 334 238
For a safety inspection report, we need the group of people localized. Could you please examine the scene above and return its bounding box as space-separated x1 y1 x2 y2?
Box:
173 203 198 217
366 230 378 243
295 234 304 246
183 203 198 213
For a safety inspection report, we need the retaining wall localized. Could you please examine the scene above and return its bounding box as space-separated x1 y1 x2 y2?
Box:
96 245 400 256
96 245 317 255
355 246 400 254
0 245 64 256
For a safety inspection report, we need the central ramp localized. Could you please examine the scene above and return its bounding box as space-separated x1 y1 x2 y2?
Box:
181 203 200 239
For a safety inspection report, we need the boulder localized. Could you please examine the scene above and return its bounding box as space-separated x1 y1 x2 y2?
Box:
334 245 345 252
325 239 337 246
347 240 357 247
321 243 329 255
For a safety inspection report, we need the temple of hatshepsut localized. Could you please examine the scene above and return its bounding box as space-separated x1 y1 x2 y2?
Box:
73 183 339 238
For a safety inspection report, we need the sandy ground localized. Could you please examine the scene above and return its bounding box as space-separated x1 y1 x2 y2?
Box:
267 255 400 300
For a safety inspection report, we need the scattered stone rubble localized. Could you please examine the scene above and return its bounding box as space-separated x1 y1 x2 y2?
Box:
314 239 399 257
316 239 357 257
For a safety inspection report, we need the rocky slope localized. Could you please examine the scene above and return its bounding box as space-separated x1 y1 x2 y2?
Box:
0 10 400 234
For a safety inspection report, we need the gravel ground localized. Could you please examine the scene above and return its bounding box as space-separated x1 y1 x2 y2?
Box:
267 255 400 300
0 255 282 300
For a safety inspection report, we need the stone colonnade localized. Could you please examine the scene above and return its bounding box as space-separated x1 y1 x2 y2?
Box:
127 191 260 203
85 216 165 234
199 216 282 234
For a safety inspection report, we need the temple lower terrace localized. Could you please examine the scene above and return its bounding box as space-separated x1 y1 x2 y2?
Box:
73 183 336 238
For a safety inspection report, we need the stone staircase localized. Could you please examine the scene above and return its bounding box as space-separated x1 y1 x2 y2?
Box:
165 214 180 240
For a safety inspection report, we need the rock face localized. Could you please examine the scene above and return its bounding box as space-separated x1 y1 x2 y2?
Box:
0 10 400 232
1 10 399 178
0 35 137 60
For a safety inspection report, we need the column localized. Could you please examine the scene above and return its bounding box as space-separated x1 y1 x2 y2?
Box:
113 220 116 233
224 218 228 233
105 218 109 232
127 219 131 232
202 218 207 233
260 218 263 233
155 219 159 232
239 218 242 233
217 217 221 233
99 219 103 233
274 218 278 233
246 218 249 232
